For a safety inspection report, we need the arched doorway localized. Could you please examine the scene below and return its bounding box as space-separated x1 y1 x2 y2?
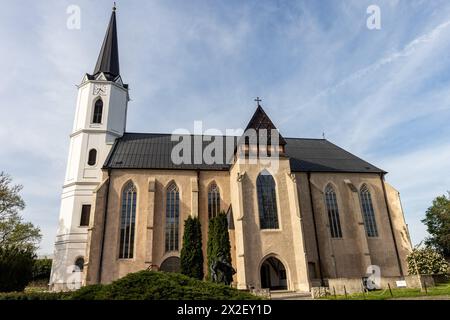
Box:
160 257 180 273
260 257 288 290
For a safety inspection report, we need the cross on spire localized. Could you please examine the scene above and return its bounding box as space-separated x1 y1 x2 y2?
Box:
254 97 262 106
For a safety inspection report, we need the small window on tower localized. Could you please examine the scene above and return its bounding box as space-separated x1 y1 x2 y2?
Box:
74 257 84 272
80 204 91 227
92 99 103 124
88 149 97 166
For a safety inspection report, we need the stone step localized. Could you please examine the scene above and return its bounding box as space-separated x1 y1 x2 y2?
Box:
270 290 312 300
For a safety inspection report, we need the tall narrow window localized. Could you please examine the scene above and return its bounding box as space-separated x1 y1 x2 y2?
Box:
165 183 180 252
119 181 137 259
87 149 97 166
360 184 379 237
80 204 91 227
257 171 279 229
92 99 103 124
325 184 343 238
208 183 221 219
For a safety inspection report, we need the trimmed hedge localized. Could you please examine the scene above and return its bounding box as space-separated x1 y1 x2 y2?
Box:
70 271 259 300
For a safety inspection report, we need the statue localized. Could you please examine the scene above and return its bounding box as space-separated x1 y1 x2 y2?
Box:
210 254 236 285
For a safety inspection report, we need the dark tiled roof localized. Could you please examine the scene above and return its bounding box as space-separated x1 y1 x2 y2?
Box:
104 133 233 171
104 133 385 174
284 138 385 173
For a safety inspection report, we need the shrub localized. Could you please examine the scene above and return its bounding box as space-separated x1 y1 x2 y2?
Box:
69 284 107 300
407 246 449 275
32 258 52 282
0 291 69 300
0 246 35 292
70 271 259 300
180 216 204 280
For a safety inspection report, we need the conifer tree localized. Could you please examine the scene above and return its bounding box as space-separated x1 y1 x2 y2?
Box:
207 212 232 282
180 216 204 279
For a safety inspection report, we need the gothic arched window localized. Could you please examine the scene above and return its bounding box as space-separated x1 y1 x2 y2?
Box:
360 184 379 237
165 183 180 252
92 99 103 124
325 184 343 238
119 181 137 259
257 171 279 229
208 183 221 219
87 149 97 166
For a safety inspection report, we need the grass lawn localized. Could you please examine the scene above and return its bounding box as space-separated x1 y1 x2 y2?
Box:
321 282 450 300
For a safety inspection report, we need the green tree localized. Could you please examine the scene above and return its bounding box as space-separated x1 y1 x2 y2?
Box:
0 172 41 251
407 246 449 275
215 213 231 263
207 212 232 283
0 246 36 292
206 215 217 280
32 258 53 282
180 216 204 280
421 192 450 258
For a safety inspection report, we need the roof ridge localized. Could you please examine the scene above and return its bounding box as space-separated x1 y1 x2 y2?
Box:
123 132 328 141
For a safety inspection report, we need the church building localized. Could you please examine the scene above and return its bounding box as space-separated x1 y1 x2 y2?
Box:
50 7 413 292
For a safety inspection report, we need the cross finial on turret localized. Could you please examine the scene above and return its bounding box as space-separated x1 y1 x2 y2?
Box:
113 2 117 11
254 97 262 106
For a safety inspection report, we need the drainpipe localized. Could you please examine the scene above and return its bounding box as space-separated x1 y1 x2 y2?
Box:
307 172 325 286
98 169 112 284
380 173 404 277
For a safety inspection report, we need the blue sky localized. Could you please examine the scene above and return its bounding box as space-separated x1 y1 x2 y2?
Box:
1 0 450 254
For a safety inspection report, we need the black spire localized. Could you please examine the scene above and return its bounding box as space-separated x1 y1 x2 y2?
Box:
93 5 120 79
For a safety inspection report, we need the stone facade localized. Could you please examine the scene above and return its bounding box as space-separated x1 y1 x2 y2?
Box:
83 162 412 292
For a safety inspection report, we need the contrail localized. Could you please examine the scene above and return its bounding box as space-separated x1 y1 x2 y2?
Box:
281 20 450 123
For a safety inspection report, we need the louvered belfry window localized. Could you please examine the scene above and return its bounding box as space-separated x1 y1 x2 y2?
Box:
92 99 103 124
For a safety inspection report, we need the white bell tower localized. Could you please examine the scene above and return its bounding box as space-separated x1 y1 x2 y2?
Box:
50 5 129 291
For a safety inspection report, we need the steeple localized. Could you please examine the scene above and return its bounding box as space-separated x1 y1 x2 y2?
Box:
93 4 120 79
234 99 286 160
245 101 287 146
